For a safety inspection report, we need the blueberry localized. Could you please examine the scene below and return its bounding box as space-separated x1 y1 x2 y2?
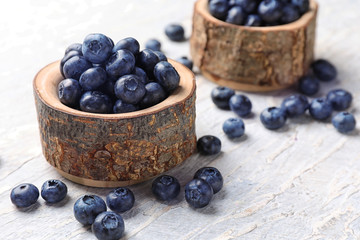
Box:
229 0 260 13
41 179 67 204
229 94 252 117
211 86 235 109
58 78 82 108
175 56 193 71
106 49 136 79
92 211 124 240
281 4 300 24
74 195 107 225
79 67 107 91
10 183 39 208
132 67 149 85
258 0 283 24
332 112 356 134
326 89 353 111
65 43 82 55
165 24 185 41
153 61 180 93
112 37 140 56
208 0 229 20
139 82 167 109
114 75 146 104
145 39 161 52
281 94 309 117
113 99 139 113
311 59 337 82
136 49 160 77
222 118 245 139
97 80 116 100
226 6 245 25
80 91 113 114
63 55 92 80
154 51 168 62
60 50 82 77
185 179 213 208
244 14 262 26
298 75 320 96
291 0 309 14
197 135 222 155
194 167 223 194
152 175 181 201
106 187 135 213
309 98 333 121
82 33 113 64
260 107 287 130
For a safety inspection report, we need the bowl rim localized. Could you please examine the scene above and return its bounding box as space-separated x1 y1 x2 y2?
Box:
197 0 318 32
33 59 196 120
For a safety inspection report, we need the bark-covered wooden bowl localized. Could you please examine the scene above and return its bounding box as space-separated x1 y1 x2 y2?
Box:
33 59 196 188
190 0 318 92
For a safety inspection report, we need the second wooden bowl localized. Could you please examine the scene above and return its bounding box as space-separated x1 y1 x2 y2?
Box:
33 59 196 188
190 0 318 92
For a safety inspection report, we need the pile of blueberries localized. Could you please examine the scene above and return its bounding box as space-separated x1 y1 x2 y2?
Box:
208 0 310 26
59 33 181 114
211 59 357 135
10 164 223 240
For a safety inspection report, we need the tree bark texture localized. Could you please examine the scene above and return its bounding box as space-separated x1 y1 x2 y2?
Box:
190 0 318 92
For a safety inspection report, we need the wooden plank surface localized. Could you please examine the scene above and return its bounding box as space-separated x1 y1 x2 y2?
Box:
1 0 359 239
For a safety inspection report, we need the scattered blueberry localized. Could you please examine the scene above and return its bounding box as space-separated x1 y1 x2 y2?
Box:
281 4 300 24
92 211 124 240
209 0 229 20
139 82 167 109
281 94 309 117
291 0 309 14
176 56 193 71
136 49 160 77
114 75 146 105
244 14 262 26
197 135 222 155
10 183 39 208
153 51 168 62
311 59 337 82
106 49 136 79
222 118 245 138
194 167 223 194
106 187 135 213
153 61 180 93
308 98 332 121
74 195 107 225
152 175 181 201
41 179 68 204
258 0 283 24
298 75 320 96
113 99 139 114
65 43 82 55
260 107 287 130
326 89 352 111
165 24 185 41
226 6 245 25
58 78 82 108
185 179 213 208
229 94 252 117
63 55 92 80
82 33 113 64
112 37 140 56
332 112 356 134
79 91 113 114
211 86 235 110
145 39 161 52
79 67 107 91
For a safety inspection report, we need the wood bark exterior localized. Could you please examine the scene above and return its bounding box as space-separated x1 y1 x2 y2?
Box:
33 60 196 187
190 0 318 92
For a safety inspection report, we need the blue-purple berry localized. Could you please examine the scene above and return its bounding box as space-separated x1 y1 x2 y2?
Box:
74 195 107 225
139 82 167 109
152 175 181 201
165 24 185 42
79 91 113 114
309 98 333 121
58 78 82 108
332 112 356 133
106 187 135 213
185 179 213 208
197 135 222 155
82 33 113 64
79 67 107 91
106 49 136 79
258 0 283 24
92 211 124 240
229 94 252 117
298 75 320 96
194 167 223 194
145 39 161 52
113 99 139 114
41 179 67 204
112 37 140 56
326 89 352 111
281 94 309 117
10 183 39 208
311 59 337 82
63 55 92 80
114 74 146 105
211 86 235 110
222 118 245 138
226 6 245 25
153 61 180 93
260 107 287 129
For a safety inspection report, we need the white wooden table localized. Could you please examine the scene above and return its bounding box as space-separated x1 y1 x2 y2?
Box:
1 1 360 239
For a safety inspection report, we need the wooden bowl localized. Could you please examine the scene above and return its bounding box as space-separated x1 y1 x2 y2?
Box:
33 60 196 188
190 0 318 92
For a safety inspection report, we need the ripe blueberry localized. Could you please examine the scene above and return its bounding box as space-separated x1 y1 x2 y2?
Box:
79 67 107 91
309 98 332 121
332 112 356 134
208 0 229 20
226 6 245 25
41 179 67 204
106 187 135 213
230 0 260 13
113 99 139 114
106 49 136 79
63 55 92 80
222 118 245 139
74 195 107 225
311 59 337 82
197 135 222 155
165 24 185 41
58 78 82 108
229 94 252 117
153 61 180 93
139 82 167 109
114 75 146 105
60 50 82 77
326 89 352 111
194 167 223 194
132 67 149 85
291 0 309 14
244 14 262 26
65 43 82 55
145 39 161 52
80 91 113 114
152 175 181 201
136 49 160 77
176 57 193 71
112 37 140 56
281 4 300 24
298 75 320 96
10 183 39 208
82 33 113 64
92 211 124 240
260 107 287 129
153 51 168 62
281 94 309 118
258 0 283 24
185 179 213 208
211 86 235 109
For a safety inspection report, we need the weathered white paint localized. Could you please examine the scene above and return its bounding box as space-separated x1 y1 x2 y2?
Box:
0 0 359 239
